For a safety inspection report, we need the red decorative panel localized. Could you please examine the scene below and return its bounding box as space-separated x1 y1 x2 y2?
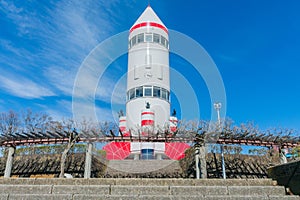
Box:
103 142 131 160
165 143 190 160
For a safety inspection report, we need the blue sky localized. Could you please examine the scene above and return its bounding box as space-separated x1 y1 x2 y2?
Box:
0 0 299 131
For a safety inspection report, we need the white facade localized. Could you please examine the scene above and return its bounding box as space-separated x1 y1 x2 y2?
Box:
125 6 170 134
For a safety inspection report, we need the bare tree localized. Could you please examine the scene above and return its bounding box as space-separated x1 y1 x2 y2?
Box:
59 131 79 178
22 109 52 132
0 110 20 136
59 119 79 178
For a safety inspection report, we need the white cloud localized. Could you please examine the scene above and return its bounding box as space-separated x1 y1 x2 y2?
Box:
40 1 118 96
1 1 123 98
96 72 127 105
0 0 131 118
0 74 55 99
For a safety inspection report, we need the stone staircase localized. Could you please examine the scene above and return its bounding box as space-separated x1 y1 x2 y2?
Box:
0 178 299 200
105 160 183 178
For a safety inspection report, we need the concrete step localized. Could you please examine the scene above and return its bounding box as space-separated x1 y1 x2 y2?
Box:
0 178 276 186
0 185 287 196
1 194 300 200
0 178 299 199
105 160 183 178
107 160 178 173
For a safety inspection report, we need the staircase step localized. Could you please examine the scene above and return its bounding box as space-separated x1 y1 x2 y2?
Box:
0 185 52 194
0 178 299 200
170 186 227 196
227 186 286 196
7 194 72 200
110 185 169 195
5 194 300 200
0 178 276 186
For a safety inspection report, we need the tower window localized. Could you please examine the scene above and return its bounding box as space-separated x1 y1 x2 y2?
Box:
132 36 137 46
153 33 160 43
136 87 143 97
129 33 168 49
161 88 167 100
161 36 166 47
127 85 170 102
137 33 144 43
129 88 135 100
144 86 152 97
166 91 170 101
145 34 152 42
153 86 161 97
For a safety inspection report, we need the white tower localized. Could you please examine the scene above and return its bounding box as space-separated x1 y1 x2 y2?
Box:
125 6 170 135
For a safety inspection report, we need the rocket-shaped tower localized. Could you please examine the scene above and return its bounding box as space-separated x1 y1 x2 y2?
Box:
124 6 171 134
104 6 188 160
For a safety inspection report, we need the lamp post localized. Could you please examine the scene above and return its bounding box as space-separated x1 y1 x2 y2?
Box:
214 102 226 179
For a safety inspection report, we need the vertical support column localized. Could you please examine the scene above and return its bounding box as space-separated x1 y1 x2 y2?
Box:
199 145 207 179
84 143 93 178
156 153 162 160
195 148 200 179
4 146 15 178
134 153 140 160
221 145 226 179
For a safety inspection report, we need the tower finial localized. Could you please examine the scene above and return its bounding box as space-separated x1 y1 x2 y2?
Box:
148 0 150 7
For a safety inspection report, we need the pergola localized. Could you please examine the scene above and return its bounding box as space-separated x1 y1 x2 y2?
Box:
0 129 299 178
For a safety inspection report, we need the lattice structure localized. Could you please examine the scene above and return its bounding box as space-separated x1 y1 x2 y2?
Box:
0 129 299 148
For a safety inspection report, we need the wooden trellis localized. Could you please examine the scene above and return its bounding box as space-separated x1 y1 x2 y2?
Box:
0 129 299 148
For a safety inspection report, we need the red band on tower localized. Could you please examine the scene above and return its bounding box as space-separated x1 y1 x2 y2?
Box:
130 22 168 34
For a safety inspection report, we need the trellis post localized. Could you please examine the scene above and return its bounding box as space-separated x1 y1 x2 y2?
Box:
4 146 15 178
84 142 93 178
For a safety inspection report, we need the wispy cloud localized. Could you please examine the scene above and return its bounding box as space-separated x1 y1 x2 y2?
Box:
39 1 120 96
0 0 131 121
0 0 123 97
97 74 127 105
0 74 55 99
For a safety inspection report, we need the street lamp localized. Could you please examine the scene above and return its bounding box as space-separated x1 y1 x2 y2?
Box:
214 102 226 179
213 102 221 128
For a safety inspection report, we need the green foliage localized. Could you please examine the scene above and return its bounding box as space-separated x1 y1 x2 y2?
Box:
210 144 242 155
248 147 268 156
292 146 300 158
96 149 107 157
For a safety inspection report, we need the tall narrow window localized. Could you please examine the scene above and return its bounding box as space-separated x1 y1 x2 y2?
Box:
129 89 135 100
166 91 170 101
136 87 143 97
166 40 169 49
137 33 144 43
144 86 152 97
161 36 166 47
153 33 160 43
153 86 161 97
145 34 152 42
132 36 137 46
161 88 167 100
